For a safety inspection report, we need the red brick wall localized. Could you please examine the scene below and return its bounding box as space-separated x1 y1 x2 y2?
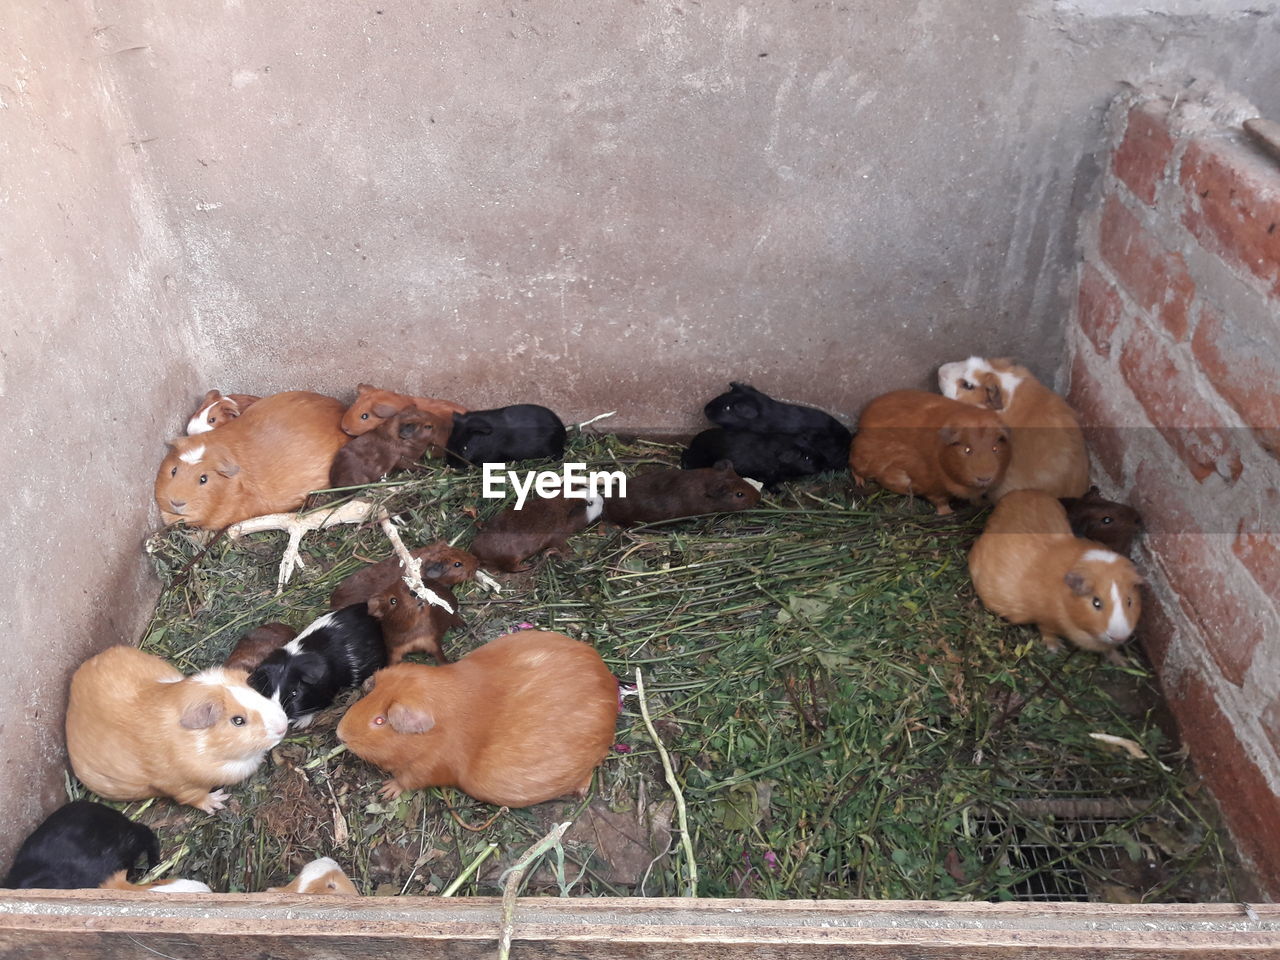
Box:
1068 90 1280 893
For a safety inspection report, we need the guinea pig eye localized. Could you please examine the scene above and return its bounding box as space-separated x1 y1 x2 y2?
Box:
960 379 974 390
361 412 370 420
231 715 246 726
1102 516 1114 524
963 447 973 456
208 417 217 425
373 715 386 726
734 491 744 498
453 561 463 568
1091 597 1103 610
170 466 177 478
388 596 398 606
199 474 208 484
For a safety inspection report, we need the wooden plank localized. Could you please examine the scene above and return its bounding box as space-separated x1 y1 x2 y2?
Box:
0 892 1277 958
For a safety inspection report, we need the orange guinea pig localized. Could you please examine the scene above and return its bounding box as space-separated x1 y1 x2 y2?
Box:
155 391 349 530
366 575 464 664
341 383 467 442
968 490 1144 662
937 356 1090 500
850 390 1011 515
101 872 213 893
185 390 261 436
329 542 478 610
336 630 618 808
265 857 359 895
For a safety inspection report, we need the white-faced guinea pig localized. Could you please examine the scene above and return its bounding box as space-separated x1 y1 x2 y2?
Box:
336 630 618 808
703 382 852 470
223 622 298 675
100 871 213 893
341 383 467 439
602 461 760 526
329 543 479 610
1059 486 1144 557
328 406 444 488
968 489 1144 661
3 800 158 889
445 404 567 469
65 646 288 813
155 391 350 530
247 604 387 728
265 856 360 895
938 356 1090 500
850 390 1011 515
469 493 603 573
366 576 464 665
185 390 261 436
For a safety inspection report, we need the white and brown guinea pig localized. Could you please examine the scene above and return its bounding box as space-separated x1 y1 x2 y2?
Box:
155 390 349 530
186 390 261 436
66 646 288 813
266 857 360 895
336 630 618 808
968 490 1143 662
101 871 213 893
850 390 1011 515
938 356 1090 500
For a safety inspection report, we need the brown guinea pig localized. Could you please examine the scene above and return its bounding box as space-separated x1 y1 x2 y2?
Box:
336 630 618 808
155 391 350 530
328 406 444 488
968 489 1144 662
265 857 359 895
850 390 1011 515
342 383 467 441
101 871 213 893
329 542 478 609
223 622 298 674
366 575 464 664
66 646 288 812
601 461 760 527
185 390 261 436
1059 486 1143 557
470 493 603 573
938 356 1090 500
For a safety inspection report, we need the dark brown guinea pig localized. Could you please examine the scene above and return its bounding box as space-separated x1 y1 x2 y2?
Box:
223 622 298 674
367 576 464 665
329 543 478 609
602 461 760 527
329 407 443 488
1059 486 1143 556
470 494 603 573
850 390 1011 515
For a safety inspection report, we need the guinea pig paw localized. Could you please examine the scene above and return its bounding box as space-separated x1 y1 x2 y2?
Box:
198 789 231 814
378 779 406 802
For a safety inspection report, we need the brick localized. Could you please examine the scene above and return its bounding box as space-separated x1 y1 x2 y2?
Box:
1166 669 1280 895
1264 698 1280 769
1119 324 1244 482
1182 136 1280 298
1076 262 1124 358
1191 307 1280 462
1234 490 1280 598
1066 351 1128 484
1136 588 1177 678
1099 194 1195 341
1112 101 1175 206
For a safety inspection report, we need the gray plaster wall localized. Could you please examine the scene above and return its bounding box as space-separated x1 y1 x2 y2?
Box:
1 0 1278 870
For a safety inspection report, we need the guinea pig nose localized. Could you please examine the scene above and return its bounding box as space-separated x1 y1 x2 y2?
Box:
169 499 187 511
973 476 993 486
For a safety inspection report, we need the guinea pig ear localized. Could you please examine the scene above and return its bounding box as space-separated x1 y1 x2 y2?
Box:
422 561 446 579
704 481 729 499
360 674 378 694
199 389 221 405
367 595 386 618
984 382 1005 410
711 459 735 474
214 456 240 479
387 702 435 734
180 697 226 730
1063 570 1092 597
938 425 961 445
357 383 374 394
372 402 400 418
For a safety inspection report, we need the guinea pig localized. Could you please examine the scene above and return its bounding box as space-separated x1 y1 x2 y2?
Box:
185 390 261 436
1060 486 1144 557
223 622 297 674
681 428 825 489
602 461 761 527
850 390 1011 515
155 391 350 530
366 576 464 665
341 383 467 439
329 542 478 610
328 406 443 489
265 856 360 895
101 871 213 893
247 604 387 728
66 646 288 813
704 381 852 449
470 493 603 573
336 630 618 808
445 404 567 469
968 489 1144 661
938 356 1090 500
3 800 158 889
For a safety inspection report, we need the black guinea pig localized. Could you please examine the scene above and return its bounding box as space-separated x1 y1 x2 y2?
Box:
681 428 826 489
704 382 852 463
4 800 159 889
247 604 387 728
603 460 761 527
445 404 566 469
1060 486 1144 556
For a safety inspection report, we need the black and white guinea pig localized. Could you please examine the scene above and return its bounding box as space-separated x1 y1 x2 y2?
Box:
247 604 387 728
3 800 159 889
445 404 566 469
704 382 852 463
681 427 824 488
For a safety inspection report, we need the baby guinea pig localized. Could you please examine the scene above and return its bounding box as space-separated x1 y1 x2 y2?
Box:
602 461 761 527
968 489 1144 662
336 630 618 808
3 801 158 889
247 604 387 728
850 390 1011 515
223 622 297 674
704 382 853 461
341 383 467 438
186 390 261 436
1060 486 1144 556
681 428 824 489
329 406 443 488
265 856 360 895
470 493 603 573
66 646 288 813
445 404 567 469
329 543 478 610
367 576 464 665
